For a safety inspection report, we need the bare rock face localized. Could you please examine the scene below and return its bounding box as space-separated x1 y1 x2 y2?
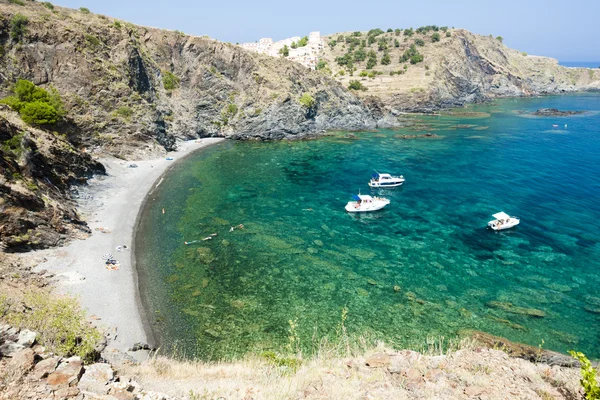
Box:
6 348 36 382
0 115 105 252
46 359 84 389
365 352 391 367
78 363 115 395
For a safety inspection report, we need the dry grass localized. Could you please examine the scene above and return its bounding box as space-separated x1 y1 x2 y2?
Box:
118 337 489 400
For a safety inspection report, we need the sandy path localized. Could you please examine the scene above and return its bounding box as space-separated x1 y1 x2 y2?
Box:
34 138 224 351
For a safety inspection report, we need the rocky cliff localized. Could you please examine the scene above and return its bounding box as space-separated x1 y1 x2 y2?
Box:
0 1 376 158
320 28 600 113
0 107 104 251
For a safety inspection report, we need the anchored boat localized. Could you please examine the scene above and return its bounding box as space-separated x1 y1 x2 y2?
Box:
368 172 405 188
488 211 520 230
345 194 390 213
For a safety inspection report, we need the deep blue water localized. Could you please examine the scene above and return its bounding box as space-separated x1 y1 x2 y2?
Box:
559 61 600 68
136 94 600 360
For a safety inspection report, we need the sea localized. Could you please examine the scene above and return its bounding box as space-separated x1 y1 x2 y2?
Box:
136 93 600 361
559 61 600 69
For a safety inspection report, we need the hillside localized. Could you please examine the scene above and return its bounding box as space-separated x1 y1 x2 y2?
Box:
0 1 376 158
318 27 600 112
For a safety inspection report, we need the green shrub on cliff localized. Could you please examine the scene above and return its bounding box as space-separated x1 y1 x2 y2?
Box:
569 351 600 400
5 291 101 362
42 2 54 10
79 7 91 14
1 80 65 126
348 80 367 91
299 93 316 109
162 70 180 90
10 13 28 41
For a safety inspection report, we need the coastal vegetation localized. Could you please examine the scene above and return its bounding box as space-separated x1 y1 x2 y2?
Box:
162 70 180 90
9 13 28 41
569 351 600 399
1 79 65 126
1 290 102 361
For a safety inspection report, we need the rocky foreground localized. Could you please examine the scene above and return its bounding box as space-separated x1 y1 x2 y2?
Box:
0 321 586 400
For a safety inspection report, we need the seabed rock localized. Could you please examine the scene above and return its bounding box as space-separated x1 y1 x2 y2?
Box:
532 108 586 116
486 301 546 318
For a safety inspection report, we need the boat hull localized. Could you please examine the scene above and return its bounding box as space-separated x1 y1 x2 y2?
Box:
345 199 390 213
368 181 404 188
488 218 520 230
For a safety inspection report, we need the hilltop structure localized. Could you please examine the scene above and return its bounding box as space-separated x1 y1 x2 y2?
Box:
241 32 324 69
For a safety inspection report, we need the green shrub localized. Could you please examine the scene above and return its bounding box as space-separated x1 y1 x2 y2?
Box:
521 51 527 56
496 36 503 43
348 80 367 91
569 351 600 400
6 291 102 362
260 351 302 374
42 1 54 9
298 93 316 109
394 28 401 36
20 101 59 125
114 106 133 119
359 70 368 77
79 7 91 14
316 59 327 70
381 52 391 65
366 50 377 69
352 31 362 37
10 13 28 41
8 0 25 5
279 44 289 57
446 31 451 37
1 80 65 125
1 131 24 156
297 36 308 47
403 28 414 37
84 34 101 47
414 38 425 47
162 71 180 90
113 21 121 29
432 32 441 42
410 53 424 64
394 39 400 48
225 103 238 116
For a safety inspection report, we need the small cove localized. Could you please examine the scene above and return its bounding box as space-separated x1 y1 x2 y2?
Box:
136 94 600 360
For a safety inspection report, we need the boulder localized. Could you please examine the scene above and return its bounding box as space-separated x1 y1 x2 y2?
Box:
17 329 37 347
52 387 81 399
47 359 84 388
365 353 391 368
0 341 26 357
6 348 36 382
78 363 115 395
32 356 61 379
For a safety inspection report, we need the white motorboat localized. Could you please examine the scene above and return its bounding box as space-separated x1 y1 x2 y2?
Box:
488 211 520 230
368 172 405 188
345 194 390 213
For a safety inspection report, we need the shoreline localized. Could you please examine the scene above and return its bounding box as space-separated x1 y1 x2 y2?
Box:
33 138 225 352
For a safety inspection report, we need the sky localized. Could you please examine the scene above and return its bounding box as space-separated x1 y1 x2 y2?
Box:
53 0 600 62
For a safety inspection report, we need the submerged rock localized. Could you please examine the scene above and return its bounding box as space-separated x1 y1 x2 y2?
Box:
532 108 586 116
486 301 546 318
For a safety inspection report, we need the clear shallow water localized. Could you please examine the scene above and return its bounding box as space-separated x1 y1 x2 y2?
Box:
137 94 600 361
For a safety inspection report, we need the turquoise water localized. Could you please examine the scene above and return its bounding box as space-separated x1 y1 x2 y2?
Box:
136 94 600 361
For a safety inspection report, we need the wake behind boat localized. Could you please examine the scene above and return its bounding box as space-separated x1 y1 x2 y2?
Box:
345 194 390 213
488 211 520 230
368 172 405 188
